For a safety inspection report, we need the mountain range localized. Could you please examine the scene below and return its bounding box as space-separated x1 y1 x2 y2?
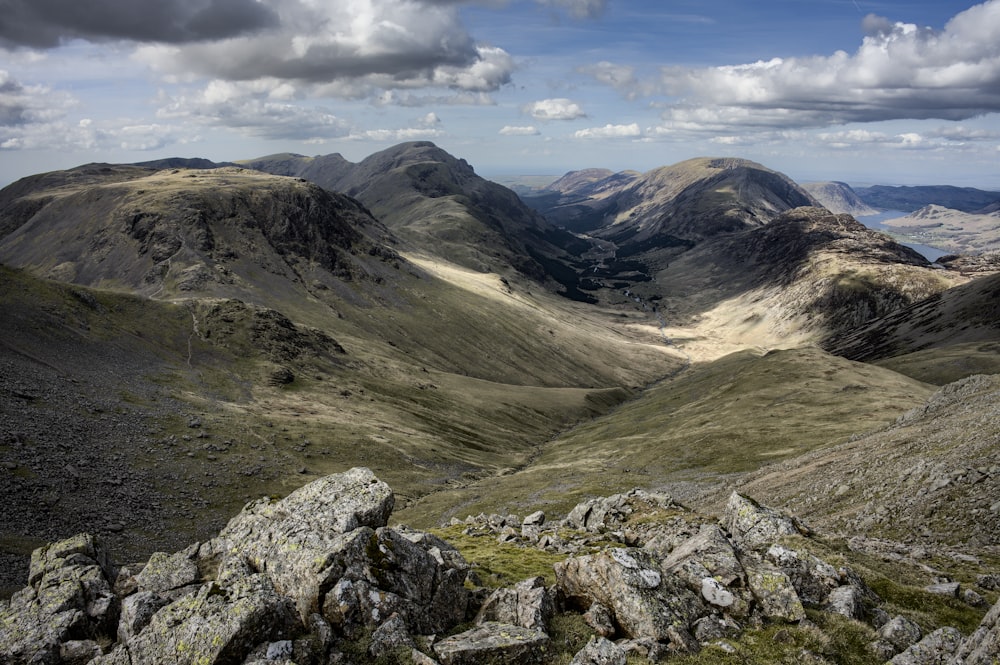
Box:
1 141 999 663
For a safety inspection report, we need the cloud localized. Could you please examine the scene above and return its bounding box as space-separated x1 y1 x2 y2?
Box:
156 82 352 141
0 72 188 153
573 122 640 139
591 1 1000 134
524 98 586 120
0 0 279 48
0 70 75 126
132 1 513 99
499 125 540 136
348 127 446 142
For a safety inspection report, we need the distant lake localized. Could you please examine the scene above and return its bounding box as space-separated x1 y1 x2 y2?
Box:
858 211 952 263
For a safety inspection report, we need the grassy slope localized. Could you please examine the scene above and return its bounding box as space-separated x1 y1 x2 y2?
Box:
398 346 934 526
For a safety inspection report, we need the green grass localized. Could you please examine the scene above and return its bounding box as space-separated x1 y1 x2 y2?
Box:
430 525 568 588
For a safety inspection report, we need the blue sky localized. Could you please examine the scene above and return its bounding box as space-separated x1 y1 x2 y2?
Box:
1 1 998 188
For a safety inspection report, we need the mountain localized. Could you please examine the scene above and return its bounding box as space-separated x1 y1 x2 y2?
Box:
855 184 1000 213
0 166 402 305
826 271 1000 383
238 151 353 188
519 168 641 233
801 181 879 216
243 142 595 301
879 204 1000 255
543 157 819 259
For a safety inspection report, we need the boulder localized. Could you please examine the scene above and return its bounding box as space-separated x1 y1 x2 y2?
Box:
742 557 805 622
432 622 550 665
825 585 865 620
888 627 963 665
952 599 1000 664
564 490 674 533
555 547 703 642
878 615 923 653
765 544 840 606
0 533 118 665
722 493 800 551
96 574 298 665
569 635 626 665
218 467 394 621
475 577 554 631
661 523 751 617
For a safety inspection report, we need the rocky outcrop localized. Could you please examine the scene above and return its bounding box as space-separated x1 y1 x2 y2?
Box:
0 468 470 665
0 533 118 664
2 474 997 665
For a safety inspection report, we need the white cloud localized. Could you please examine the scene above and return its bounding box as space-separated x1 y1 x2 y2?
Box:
499 125 540 136
588 1 1000 134
524 98 586 121
156 84 351 141
573 122 640 139
133 1 513 100
349 127 445 142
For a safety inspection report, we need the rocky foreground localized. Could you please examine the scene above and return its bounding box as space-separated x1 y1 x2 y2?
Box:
1 468 998 665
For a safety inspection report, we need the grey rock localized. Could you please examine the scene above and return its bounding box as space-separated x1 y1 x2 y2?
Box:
766 544 840 606
475 577 554 631
878 615 923 653
961 588 987 608
523 510 546 527
889 627 963 665
265 639 294 660
742 556 805 622
693 615 742 643
618 637 671 663
0 533 118 665
368 614 415 658
117 591 170 644
825 585 865 620
722 492 800 551
59 639 102 665
218 467 395 622
952 599 1000 665
925 582 961 597
569 635 626 665
432 622 550 665
564 490 674 533
975 573 1000 591
317 526 469 637
109 574 298 665
134 545 201 594
556 547 703 641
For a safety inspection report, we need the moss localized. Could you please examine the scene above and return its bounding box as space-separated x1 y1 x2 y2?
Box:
430 525 568 587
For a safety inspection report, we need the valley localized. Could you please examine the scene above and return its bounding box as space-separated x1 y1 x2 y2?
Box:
1 142 999 663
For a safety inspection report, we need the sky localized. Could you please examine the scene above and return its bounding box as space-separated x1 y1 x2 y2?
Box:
1 0 999 188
